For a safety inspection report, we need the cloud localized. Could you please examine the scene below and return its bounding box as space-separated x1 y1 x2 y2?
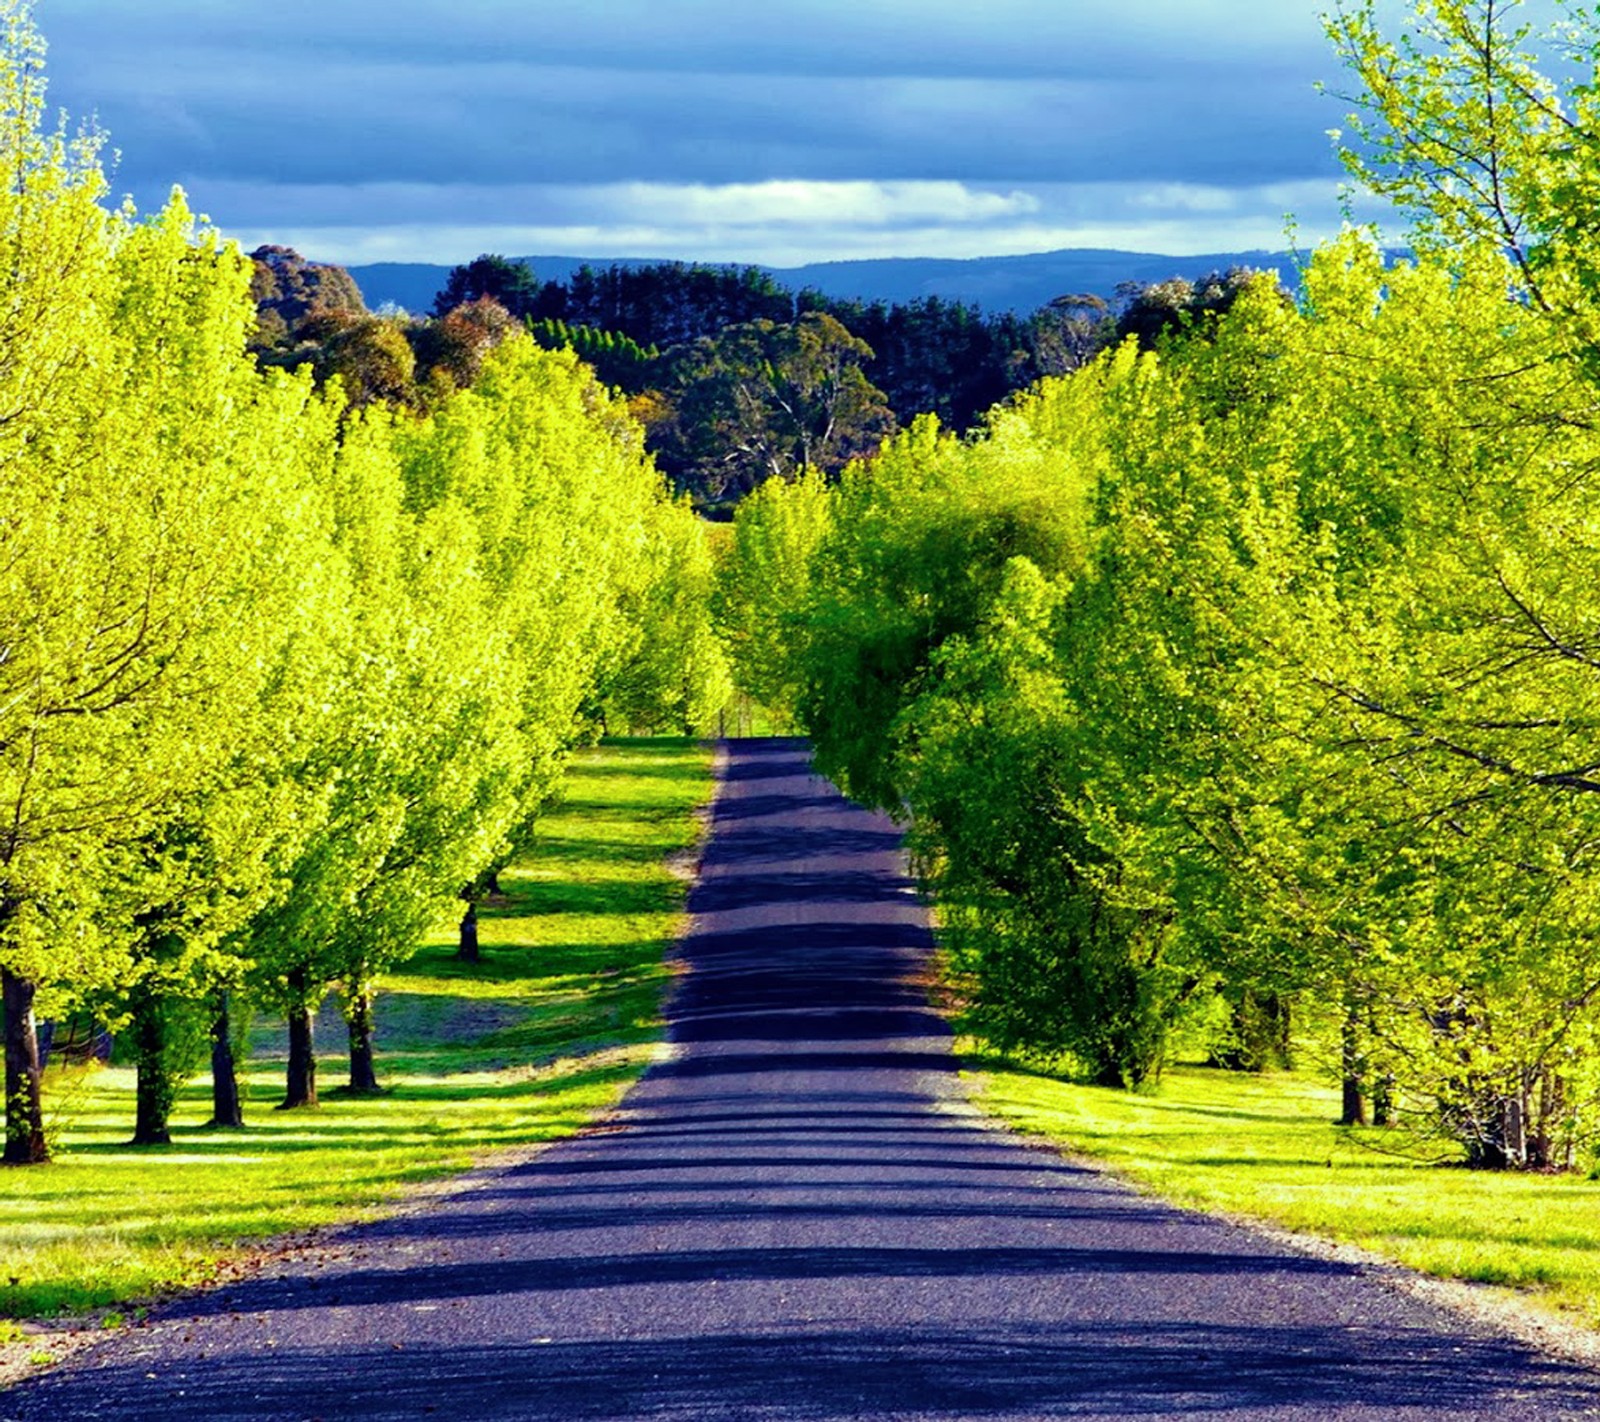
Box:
42 1 1336 83
217 177 1377 267
603 182 1042 228
36 0 1369 265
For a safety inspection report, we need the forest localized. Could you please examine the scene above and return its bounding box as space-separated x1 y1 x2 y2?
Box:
254 237 1258 511
4 0 1599 1191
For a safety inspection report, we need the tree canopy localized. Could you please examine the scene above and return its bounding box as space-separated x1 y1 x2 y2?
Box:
710 0 1600 1167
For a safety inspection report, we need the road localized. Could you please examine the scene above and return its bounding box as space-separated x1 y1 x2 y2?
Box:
6 737 1600 1420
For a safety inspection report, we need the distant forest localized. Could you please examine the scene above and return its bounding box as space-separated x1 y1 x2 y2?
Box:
251 247 1268 509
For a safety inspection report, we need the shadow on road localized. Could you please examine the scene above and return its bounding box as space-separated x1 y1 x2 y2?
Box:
33 1325 1600 1421
9 739 1598 1422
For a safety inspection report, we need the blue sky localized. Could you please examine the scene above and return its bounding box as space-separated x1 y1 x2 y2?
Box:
38 0 1380 267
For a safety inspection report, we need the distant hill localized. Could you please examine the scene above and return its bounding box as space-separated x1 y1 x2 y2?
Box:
346 247 1301 319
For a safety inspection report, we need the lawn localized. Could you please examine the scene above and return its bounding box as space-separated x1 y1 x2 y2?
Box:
971 1054 1600 1327
0 737 714 1330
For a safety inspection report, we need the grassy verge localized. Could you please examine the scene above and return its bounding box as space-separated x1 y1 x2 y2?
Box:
971 1055 1600 1327
0 736 714 1330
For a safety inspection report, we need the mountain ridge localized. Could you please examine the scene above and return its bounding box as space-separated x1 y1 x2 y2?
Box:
345 246 1301 318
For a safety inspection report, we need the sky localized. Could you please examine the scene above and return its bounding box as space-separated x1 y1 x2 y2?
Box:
36 0 1387 269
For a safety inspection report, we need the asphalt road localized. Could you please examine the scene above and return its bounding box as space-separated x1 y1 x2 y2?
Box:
7 737 1600 1420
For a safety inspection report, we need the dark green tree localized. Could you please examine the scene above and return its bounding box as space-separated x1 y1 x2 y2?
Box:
655 312 894 500
554 262 792 349
432 254 541 319
1112 268 1282 349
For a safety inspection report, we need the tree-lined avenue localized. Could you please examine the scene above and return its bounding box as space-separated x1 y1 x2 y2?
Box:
5 739 1597 1420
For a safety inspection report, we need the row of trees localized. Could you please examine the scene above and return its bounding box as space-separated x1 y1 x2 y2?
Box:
716 0 1600 1171
0 1 728 1165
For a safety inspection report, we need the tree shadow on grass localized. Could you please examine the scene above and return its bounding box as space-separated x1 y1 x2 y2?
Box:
395 938 670 987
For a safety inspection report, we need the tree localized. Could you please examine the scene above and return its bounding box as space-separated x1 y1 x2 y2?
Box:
714 468 834 718
1111 268 1279 349
396 337 698 971
105 366 346 1143
554 262 792 350
249 245 366 340
527 318 660 393
657 313 895 500
797 293 1027 434
306 312 418 409
431 254 541 320
0 188 351 1160
1026 294 1113 377
590 496 731 736
413 296 519 393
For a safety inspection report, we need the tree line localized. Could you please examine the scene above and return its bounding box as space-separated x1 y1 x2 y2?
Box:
715 0 1600 1172
0 1 728 1166
401 252 1267 508
255 235 1273 516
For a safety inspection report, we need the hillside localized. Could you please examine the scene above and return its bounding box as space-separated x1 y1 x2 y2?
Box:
347 247 1299 318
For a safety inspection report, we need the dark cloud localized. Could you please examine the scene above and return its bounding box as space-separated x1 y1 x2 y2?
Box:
44 1 1336 83
31 0 1359 261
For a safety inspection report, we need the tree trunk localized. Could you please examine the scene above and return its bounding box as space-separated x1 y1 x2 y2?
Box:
208 992 243 1129
280 971 317 1110
2 967 47 1165
130 987 174 1146
457 898 480 963
1502 1093 1527 1169
1266 993 1292 1069
1371 1071 1394 1128
1339 1008 1367 1127
345 988 380 1093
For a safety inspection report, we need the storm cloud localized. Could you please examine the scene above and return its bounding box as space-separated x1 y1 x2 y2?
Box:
37 0 1370 264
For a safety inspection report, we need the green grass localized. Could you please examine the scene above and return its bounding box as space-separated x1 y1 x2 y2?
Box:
0 736 713 1322
971 1054 1600 1327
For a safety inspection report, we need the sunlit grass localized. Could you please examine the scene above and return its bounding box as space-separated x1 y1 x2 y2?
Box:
0 736 713 1321
971 1053 1600 1326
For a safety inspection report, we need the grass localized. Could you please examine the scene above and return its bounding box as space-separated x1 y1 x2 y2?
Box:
0 736 714 1323
970 1052 1600 1327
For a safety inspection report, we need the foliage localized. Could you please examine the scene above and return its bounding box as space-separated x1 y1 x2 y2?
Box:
528 318 660 390
249 244 366 346
709 0 1600 1147
0 739 712 1319
431 253 542 320
540 261 794 350
798 292 1036 435
715 469 835 716
506 263 1138 503
654 312 895 500
0 92 349 1154
409 296 519 399
0 1 728 1158
590 501 732 735
1111 267 1285 349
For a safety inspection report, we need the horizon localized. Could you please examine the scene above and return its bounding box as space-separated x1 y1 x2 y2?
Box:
334 241 1297 273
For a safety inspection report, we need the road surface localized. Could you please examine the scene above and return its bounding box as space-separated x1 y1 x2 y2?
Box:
6 738 1599 1420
